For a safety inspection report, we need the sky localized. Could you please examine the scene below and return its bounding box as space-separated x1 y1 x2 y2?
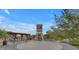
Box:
0 9 62 35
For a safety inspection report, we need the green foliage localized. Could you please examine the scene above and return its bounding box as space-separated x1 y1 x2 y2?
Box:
45 30 55 40
45 28 65 41
0 29 9 41
46 9 79 41
35 33 42 41
69 40 79 46
61 10 79 40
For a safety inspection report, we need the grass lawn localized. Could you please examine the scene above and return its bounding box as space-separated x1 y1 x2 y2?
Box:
69 40 79 46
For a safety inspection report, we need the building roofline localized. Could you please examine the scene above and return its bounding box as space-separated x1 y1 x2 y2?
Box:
7 31 30 35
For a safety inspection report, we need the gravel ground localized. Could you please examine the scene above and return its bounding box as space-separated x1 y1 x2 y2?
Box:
0 41 78 50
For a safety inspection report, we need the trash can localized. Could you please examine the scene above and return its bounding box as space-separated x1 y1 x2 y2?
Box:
3 40 7 46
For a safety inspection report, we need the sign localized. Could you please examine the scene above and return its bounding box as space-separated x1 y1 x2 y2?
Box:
37 24 42 32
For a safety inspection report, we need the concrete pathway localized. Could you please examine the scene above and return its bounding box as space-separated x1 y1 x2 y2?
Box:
0 41 78 50
0 41 26 50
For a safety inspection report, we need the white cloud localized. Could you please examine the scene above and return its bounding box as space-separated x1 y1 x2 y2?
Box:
2 22 36 34
0 16 6 24
0 18 54 35
0 15 54 35
15 23 36 34
43 23 53 29
4 9 10 15
0 11 55 35
5 22 54 34
0 16 4 21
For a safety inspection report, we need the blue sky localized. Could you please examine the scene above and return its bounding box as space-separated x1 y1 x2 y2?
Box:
0 9 62 34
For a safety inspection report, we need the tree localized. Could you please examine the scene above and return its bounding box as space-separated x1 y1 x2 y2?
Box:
54 9 79 41
0 29 9 46
34 33 42 41
46 9 79 41
45 30 54 40
45 27 65 41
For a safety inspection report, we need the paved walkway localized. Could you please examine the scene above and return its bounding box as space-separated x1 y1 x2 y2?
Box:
0 41 78 50
0 41 26 50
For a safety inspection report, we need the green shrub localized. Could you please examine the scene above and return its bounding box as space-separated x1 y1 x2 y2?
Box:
69 40 79 46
